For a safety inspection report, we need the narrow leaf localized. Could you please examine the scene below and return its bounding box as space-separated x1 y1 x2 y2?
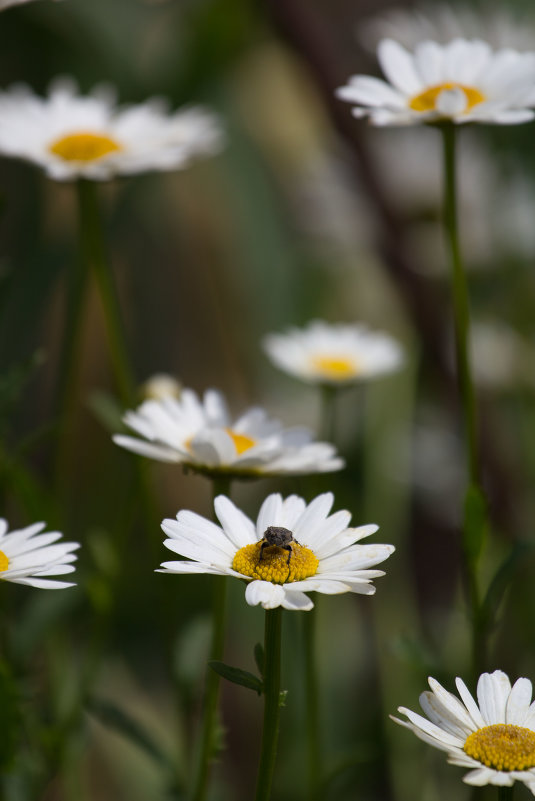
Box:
254 643 264 677
463 484 487 564
208 661 263 694
481 541 534 629
87 696 173 770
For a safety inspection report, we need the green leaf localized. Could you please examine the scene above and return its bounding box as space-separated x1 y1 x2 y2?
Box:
254 643 264 677
481 541 535 629
87 696 174 771
208 661 263 694
463 484 488 564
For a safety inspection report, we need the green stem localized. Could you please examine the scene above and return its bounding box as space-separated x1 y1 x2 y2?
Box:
498 787 514 801
442 125 478 485
254 608 283 801
442 124 486 676
76 179 135 406
319 384 337 443
303 608 321 801
190 476 232 801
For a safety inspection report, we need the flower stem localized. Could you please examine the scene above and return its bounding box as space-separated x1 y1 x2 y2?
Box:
254 608 283 801
319 384 337 442
442 124 487 676
303 608 321 801
76 179 135 406
498 787 514 801
190 476 232 801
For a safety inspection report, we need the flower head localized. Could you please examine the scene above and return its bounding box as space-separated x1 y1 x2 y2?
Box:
263 321 403 386
159 492 394 610
113 387 343 478
0 519 80 589
0 79 223 180
337 38 535 126
393 670 535 793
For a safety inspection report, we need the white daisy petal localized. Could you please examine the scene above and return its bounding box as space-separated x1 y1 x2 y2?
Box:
478 670 511 724
214 496 256 549
463 768 499 786
455 677 486 729
245 580 286 609
506 678 533 725
378 39 423 94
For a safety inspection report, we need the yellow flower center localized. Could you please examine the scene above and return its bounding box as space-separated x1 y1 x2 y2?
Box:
0 550 9 571
409 83 486 113
464 724 535 771
232 541 319 584
311 355 359 379
49 132 122 162
224 428 256 455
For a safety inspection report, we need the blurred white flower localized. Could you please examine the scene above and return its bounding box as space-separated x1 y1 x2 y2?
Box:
337 38 535 126
393 670 535 793
141 373 182 401
160 492 394 611
113 387 343 477
0 79 223 181
0 0 59 8
263 321 403 386
0 519 79 589
360 3 535 53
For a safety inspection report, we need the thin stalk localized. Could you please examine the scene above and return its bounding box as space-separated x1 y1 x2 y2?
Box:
303 608 321 801
254 608 283 801
442 125 478 484
319 384 337 443
441 124 486 675
498 787 514 801
190 476 232 801
76 180 135 406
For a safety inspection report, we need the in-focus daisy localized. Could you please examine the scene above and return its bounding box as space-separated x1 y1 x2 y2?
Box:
0 79 223 181
113 387 343 477
159 492 394 610
0 519 80 589
263 321 403 386
336 38 535 125
393 670 535 793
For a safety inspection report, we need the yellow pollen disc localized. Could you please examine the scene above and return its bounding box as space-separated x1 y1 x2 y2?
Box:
409 82 486 113
49 132 122 162
225 428 256 455
464 724 535 772
311 354 359 379
232 541 319 584
0 550 9 572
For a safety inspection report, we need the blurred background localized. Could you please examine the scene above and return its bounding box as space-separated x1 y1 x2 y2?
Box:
2 0 535 798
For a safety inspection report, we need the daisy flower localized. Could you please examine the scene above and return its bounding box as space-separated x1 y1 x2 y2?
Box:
113 387 343 477
393 670 535 793
336 38 535 126
0 79 223 181
0 519 80 589
263 321 403 386
159 492 394 611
